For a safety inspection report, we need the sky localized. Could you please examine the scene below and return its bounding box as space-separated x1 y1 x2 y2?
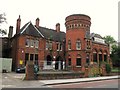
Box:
0 0 119 41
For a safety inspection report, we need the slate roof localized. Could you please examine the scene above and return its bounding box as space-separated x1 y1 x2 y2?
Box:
90 33 103 39
90 33 108 45
18 22 65 42
37 26 65 42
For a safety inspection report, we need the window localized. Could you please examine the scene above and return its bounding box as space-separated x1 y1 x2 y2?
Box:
104 54 107 62
35 54 38 65
46 41 52 50
76 39 81 50
93 53 97 62
68 58 71 66
49 41 52 50
30 54 34 61
46 41 49 50
86 40 91 49
57 42 62 51
76 57 81 66
68 40 71 50
25 39 30 47
86 54 89 64
35 40 39 48
46 55 52 65
57 43 59 51
30 40 34 47
60 43 62 51
99 54 102 62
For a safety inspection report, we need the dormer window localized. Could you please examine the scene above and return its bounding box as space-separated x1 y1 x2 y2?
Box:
57 42 62 51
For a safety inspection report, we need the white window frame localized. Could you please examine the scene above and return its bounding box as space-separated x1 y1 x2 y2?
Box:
76 39 81 50
25 39 30 47
30 39 34 47
68 40 71 50
35 40 39 48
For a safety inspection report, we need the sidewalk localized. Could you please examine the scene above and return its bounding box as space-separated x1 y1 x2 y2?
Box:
40 75 119 85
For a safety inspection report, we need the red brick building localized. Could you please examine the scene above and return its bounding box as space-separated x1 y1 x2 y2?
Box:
10 14 110 71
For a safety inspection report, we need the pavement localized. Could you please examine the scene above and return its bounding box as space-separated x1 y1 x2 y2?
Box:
2 72 120 88
40 75 119 85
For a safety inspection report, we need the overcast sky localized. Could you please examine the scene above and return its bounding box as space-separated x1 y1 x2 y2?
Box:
0 0 119 41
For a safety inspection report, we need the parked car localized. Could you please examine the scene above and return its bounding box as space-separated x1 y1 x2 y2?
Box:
16 67 26 73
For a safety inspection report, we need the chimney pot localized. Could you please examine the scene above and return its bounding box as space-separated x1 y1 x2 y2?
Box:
36 18 40 28
16 15 21 34
56 23 60 32
8 26 13 38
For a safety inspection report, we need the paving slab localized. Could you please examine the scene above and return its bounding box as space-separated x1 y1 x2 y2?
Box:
40 75 119 85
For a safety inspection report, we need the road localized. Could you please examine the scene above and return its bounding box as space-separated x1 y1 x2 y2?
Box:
47 79 119 88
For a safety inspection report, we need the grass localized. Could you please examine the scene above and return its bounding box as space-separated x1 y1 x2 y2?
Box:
111 67 120 73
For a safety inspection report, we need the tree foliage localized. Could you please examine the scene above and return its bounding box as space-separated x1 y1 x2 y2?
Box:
0 13 6 23
111 46 120 67
103 35 116 44
0 13 7 36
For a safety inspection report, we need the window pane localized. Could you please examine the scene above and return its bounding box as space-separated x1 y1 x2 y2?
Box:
60 44 62 51
104 55 107 62
25 39 29 47
35 40 39 48
93 53 97 62
76 58 81 66
46 42 49 50
76 40 81 50
30 54 34 61
30 40 34 47
35 54 38 65
68 40 71 50
68 58 71 66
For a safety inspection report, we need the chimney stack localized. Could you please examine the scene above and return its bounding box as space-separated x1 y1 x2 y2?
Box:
56 23 60 32
35 18 40 28
16 15 21 34
8 26 13 38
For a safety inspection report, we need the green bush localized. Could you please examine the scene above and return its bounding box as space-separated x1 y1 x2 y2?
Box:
105 63 111 74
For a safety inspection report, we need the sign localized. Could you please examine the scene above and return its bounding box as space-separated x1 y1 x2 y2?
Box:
20 60 23 65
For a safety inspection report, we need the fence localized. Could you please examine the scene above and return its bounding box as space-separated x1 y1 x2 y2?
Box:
38 60 65 70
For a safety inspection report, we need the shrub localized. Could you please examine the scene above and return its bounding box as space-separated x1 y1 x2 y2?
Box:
105 63 111 74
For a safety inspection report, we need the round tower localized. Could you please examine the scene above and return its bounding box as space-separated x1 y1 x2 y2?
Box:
65 14 91 71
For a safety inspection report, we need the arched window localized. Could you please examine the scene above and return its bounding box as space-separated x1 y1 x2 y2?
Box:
76 54 82 66
99 50 103 63
76 39 81 50
68 40 71 50
104 50 108 62
68 55 71 66
93 49 97 62
86 53 90 64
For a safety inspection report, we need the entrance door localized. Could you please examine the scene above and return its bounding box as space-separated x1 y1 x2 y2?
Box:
55 56 63 70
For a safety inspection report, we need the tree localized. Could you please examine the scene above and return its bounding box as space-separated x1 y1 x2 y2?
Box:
111 46 120 67
103 35 116 44
0 13 7 36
